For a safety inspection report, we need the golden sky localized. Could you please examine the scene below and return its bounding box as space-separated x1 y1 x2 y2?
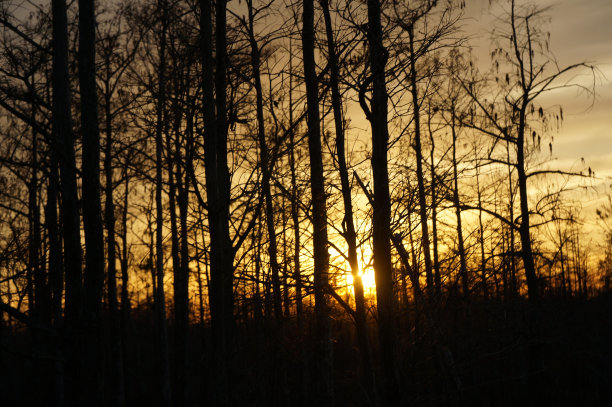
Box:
465 0 612 231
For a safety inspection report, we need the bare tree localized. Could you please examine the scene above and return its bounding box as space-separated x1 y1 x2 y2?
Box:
51 0 85 403
302 0 334 404
458 0 595 305
365 0 399 402
199 0 236 402
153 1 172 405
320 0 377 402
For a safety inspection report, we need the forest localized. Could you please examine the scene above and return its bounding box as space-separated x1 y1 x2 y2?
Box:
1 0 611 405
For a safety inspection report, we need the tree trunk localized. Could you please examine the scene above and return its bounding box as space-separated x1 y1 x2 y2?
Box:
320 0 377 403
29 98 47 321
46 156 63 327
516 104 539 304
120 162 133 406
52 0 84 403
103 75 125 407
428 121 441 295
475 158 488 300
366 0 399 402
154 2 172 404
247 6 282 322
174 99 191 407
78 0 106 402
451 107 469 298
200 0 235 402
302 0 334 404
165 85 187 406
79 0 105 328
506 139 517 297
45 139 65 406
408 26 434 298
288 39 302 321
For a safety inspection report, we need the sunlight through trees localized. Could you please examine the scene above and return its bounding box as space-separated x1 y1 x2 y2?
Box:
0 0 609 405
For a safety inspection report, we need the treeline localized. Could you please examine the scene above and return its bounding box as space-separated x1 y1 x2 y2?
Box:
0 0 610 406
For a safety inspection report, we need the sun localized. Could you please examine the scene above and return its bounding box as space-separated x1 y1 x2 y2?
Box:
345 266 377 297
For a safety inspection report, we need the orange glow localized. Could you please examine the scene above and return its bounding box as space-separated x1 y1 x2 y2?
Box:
345 263 377 298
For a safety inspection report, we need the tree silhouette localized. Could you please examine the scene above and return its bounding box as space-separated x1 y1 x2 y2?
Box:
0 1 608 406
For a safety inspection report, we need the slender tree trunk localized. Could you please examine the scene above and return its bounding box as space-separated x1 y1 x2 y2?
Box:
408 214 420 297
506 139 517 297
491 243 501 299
320 0 377 403
120 163 132 406
154 2 172 404
79 0 105 324
475 160 488 300
451 107 469 298
516 104 539 304
46 156 63 327
568 228 575 297
194 215 206 327
302 0 334 403
288 42 302 320
501 223 509 300
28 89 51 406
558 227 567 296
29 98 46 321
148 214 157 304
166 123 184 405
247 6 282 322
78 0 106 402
103 77 125 407
517 110 543 402
281 193 291 318
200 0 235 402
46 139 64 406
509 4 543 399
52 0 84 403
408 26 434 298
252 219 263 322
287 43 307 405
428 121 441 295
366 0 399 402
52 0 82 340
165 82 188 406
175 110 191 407
571 229 581 296
508 0 539 305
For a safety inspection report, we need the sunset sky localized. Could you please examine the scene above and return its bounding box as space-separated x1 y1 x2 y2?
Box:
541 0 612 181
2 2 611 405
465 0 612 235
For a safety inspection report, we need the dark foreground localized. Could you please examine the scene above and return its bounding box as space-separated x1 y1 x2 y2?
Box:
2 293 611 406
